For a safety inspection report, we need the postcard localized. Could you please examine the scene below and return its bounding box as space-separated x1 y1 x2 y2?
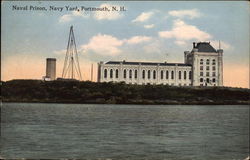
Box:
1 1 249 160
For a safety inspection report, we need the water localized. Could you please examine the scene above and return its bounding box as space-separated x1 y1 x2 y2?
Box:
0 103 249 160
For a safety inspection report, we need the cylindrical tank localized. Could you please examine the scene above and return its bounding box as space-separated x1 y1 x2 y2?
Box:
46 58 56 80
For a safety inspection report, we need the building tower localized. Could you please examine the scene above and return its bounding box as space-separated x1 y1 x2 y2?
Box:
46 58 56 80
184 42 223 86
62 26 82 80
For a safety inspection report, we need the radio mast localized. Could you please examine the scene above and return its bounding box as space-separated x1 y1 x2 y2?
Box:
62 26 82 80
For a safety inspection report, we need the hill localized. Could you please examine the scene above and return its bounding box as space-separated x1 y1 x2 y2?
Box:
1 80 250 105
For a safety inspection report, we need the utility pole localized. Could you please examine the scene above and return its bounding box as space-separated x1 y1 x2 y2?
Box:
165 52 169 63
91 63 93 81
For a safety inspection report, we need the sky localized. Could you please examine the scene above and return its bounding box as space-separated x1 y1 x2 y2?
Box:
1 1 249 88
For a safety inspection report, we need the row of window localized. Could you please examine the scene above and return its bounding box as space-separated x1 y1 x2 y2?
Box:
200 72 216 77
200 66 216 71
200 84 217 86
158 71 192 79
137 83 191 86
104 69 192 80
200 78 216 83
200 59 216 65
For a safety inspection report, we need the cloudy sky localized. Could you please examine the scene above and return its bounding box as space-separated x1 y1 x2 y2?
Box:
1 1 249 88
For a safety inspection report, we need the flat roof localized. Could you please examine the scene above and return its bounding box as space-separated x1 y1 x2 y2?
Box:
46 58 56 61
105 61 191 67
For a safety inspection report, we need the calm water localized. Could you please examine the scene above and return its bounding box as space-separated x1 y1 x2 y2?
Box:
0 103 249 160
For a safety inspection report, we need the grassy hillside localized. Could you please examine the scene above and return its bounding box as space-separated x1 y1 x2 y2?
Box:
1 80 250 104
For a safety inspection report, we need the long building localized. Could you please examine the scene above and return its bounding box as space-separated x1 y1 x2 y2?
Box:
97 42 223 86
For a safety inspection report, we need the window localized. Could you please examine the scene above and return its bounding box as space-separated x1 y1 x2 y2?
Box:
115 69 119 78
184 71 187 80
166 70 169 79
212 78 216 82
200 78 203 82
212 72 216 76
212 59 216 65
161 71 164 79
153 70 156 79
148 70 151 79
104 69 107 78
212 66 216 71
179 71 181 79
142 70 145 79
129 70 132 79
110 69 113 78
123 70 126 79
200 59 203 65
171 71 174 79
206 59 210 65
200 66 203 70
206 78 210 83
135 70 137 79
200 72 203 76
206 66 210 70
189 71 192 79
206 72 209 76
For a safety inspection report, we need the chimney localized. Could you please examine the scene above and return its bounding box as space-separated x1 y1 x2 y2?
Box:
193 42 196 48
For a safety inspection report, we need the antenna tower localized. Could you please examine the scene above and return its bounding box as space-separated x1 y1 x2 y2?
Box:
62 26 82 80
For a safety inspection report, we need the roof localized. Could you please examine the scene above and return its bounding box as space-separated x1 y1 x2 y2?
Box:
195 42 217 52
105 61 191 67
46 58 56 61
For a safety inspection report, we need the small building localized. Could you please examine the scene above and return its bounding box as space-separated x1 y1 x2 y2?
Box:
97 42 223 87
42 76 52 81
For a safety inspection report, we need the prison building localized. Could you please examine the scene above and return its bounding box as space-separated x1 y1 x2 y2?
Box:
97 42 223 86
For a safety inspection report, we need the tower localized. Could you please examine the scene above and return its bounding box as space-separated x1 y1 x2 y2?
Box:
62 26 82 80
184 42 223 86
46 58 56 80
91 63 93 81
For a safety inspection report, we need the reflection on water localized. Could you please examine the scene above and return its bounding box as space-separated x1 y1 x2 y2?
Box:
0 103 249 159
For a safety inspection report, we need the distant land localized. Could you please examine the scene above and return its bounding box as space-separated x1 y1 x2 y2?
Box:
1 80 250 105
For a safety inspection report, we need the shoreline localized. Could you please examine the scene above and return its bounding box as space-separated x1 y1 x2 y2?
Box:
2 80 250 105
2 99 249 105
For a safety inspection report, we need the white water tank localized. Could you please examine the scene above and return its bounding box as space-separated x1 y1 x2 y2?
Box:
46 58 56 80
